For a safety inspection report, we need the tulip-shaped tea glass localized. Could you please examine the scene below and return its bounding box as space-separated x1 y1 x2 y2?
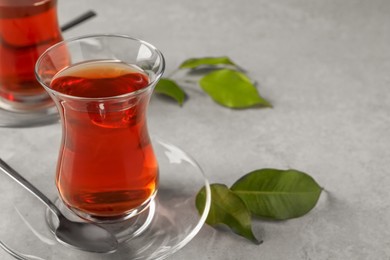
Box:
0 0 65 127
35 35 165 224
0 0 63 113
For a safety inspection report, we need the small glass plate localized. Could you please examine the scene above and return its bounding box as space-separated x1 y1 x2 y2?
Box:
0 138 211 259
0 106 59 127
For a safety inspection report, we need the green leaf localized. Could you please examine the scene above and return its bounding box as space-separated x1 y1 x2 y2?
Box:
199 69 271 108
196 184 261 244
179 56 237 69
154 78 186 105
231 169 322 220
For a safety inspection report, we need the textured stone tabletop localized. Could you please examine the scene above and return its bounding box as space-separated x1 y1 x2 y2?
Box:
1 0 390 259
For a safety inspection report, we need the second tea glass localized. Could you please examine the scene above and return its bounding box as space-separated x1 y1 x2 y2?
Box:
0 0 62 112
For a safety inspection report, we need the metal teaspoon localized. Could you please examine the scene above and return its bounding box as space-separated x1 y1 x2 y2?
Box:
0 158 118 253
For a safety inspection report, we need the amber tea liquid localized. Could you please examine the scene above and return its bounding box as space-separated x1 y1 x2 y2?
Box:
50 61 159 220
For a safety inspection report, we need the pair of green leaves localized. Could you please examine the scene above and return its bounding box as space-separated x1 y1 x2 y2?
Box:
196 169 322 243
154 57 271 108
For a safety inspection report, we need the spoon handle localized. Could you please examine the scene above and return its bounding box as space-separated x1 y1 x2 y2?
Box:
0 158 61 216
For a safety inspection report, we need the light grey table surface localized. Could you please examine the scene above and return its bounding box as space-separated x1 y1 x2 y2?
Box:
1 0 390 259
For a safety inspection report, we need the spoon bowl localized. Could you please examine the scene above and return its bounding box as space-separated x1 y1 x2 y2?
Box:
0 158 118 253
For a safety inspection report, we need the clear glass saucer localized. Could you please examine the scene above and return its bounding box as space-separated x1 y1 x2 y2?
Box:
0 138 211 260
0 106 59 127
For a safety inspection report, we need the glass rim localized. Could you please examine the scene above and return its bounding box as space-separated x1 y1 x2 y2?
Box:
35 34 165 101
